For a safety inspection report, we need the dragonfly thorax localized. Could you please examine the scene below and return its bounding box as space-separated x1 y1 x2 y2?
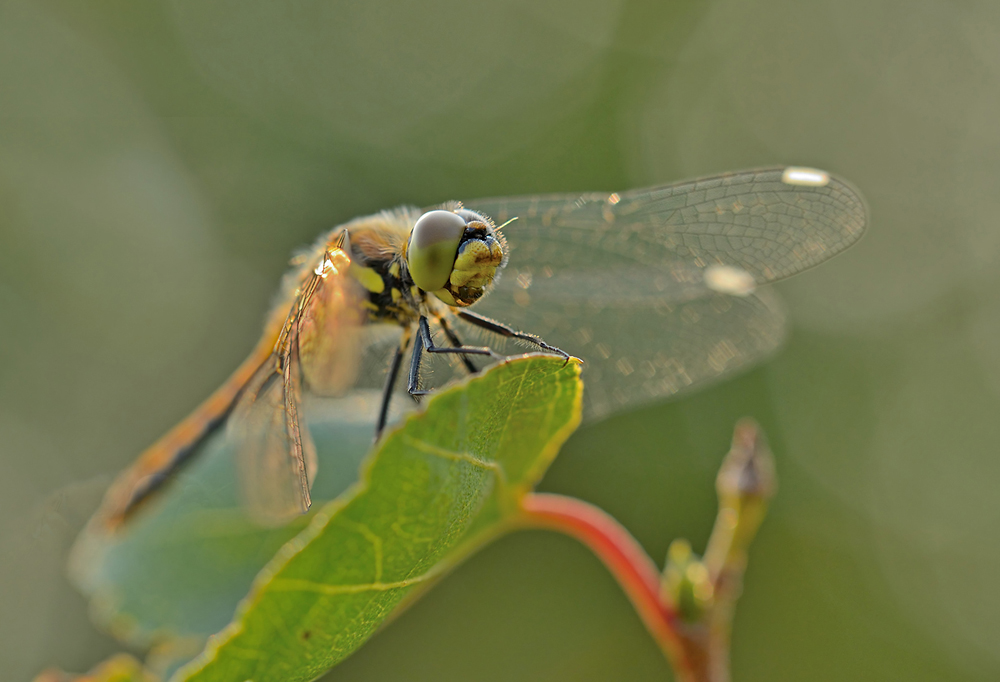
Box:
405 208 507 307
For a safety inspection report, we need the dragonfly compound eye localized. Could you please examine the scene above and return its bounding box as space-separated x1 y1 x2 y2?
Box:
407 210 467 292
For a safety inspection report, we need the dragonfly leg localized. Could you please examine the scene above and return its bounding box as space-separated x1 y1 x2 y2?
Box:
376 329 411 439
407 320 425 398
408 316 499 398
456 309 570 360
436 314 478 374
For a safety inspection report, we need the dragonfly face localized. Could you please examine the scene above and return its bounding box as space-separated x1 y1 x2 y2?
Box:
404 208 507 307
92 167 868 530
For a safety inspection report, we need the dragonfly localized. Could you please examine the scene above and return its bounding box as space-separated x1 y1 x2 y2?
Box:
93 166 867 530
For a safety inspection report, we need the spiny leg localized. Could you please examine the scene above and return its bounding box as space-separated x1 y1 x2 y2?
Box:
376 328 411 438
456 309 569 360
408 316 499 398
436 314 478 374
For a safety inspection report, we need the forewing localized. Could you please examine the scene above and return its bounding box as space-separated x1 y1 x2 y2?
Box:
460 167 867 418
229 353 318 526
467 167 867 281
229 241 361 525
296 245 367 396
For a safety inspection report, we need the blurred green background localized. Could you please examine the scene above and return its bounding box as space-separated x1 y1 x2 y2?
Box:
2 0 998 680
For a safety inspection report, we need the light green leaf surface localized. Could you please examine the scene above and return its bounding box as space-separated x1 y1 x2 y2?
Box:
175 355 581 682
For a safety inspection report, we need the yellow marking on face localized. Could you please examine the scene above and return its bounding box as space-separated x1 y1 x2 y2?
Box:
362 300 380 312
433 288 458 306
435 238 504 305
390 288 401 303
452 242 498 285
388 261 401 278
350 264 386 294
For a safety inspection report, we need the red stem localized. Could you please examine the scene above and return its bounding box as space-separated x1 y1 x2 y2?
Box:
517 492 694 677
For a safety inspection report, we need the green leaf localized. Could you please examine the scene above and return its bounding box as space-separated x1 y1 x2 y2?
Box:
174 355 581 682
72 355 581 681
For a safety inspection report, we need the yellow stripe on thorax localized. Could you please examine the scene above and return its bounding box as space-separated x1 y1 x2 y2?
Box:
350 264 385 294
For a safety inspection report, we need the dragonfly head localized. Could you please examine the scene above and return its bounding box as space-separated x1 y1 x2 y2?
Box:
405 207 507 307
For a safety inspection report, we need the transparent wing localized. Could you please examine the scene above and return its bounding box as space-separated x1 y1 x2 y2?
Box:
457 277 787 419
470 167 866 281
229 352 318 526
459 167 867 418
296 249 367 396
229 242 363 526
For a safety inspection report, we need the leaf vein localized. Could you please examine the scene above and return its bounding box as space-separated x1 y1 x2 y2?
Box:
337 519 384 583
400 435 499 474
268 576 429 596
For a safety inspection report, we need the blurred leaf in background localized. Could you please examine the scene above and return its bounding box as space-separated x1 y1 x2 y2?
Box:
2 0 999 681
34 654 155 682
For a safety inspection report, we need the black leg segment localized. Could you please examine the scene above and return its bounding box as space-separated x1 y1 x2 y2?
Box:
407 319 427 397
408 316 500 397
376 329 411 438
456 309 569 360
436 314 478 374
